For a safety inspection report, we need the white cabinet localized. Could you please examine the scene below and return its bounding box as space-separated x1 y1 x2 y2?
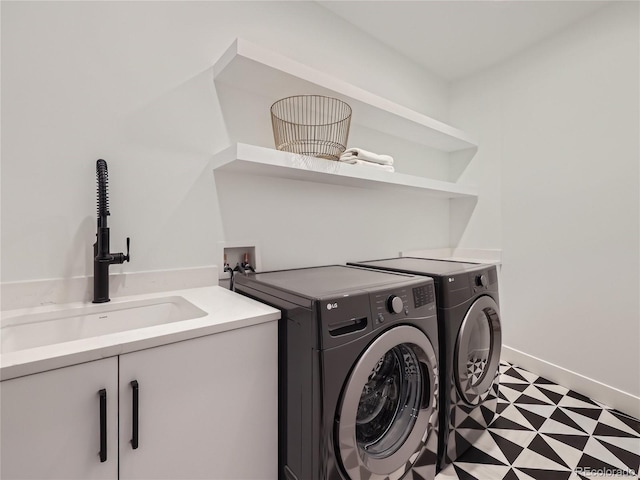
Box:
1 358 119 480
1 321 278 480
118 321 278 480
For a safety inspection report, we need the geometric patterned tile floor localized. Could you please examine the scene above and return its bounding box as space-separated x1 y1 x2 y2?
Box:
436 362 640 480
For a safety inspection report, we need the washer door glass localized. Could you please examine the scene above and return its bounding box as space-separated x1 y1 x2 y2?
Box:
356 344 421 457
455 296 502 405
336 325 438 480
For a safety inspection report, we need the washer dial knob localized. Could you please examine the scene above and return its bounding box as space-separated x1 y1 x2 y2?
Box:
476 274 488 287
387 295 404 314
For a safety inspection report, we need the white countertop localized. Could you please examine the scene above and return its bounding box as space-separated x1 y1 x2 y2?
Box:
0 286 280 381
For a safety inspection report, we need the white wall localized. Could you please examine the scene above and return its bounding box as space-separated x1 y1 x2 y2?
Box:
450 2 640 404
5 0 637 413
1 1 451 284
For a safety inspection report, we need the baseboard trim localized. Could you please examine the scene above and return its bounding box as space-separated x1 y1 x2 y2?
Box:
502 345 640 420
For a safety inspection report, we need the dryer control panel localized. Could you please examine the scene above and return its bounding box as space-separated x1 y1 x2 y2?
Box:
471 267 498 294
439 265 499 308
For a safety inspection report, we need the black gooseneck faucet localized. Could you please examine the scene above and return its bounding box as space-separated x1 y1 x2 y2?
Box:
93 159 130 303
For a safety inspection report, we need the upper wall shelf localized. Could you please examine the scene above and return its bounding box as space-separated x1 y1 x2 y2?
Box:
212 143 478 199
213 39 478 153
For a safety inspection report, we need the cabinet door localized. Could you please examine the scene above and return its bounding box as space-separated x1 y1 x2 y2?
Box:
1 358 119 480
118 321 278 480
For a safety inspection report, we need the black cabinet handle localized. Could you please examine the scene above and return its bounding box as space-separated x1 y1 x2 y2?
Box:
98 389 107 462
131 380 139 449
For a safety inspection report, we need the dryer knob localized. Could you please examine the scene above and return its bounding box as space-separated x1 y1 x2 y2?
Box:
476 274 488 287
387 295 404 314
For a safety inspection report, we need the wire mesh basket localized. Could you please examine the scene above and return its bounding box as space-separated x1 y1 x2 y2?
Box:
270 95 352 161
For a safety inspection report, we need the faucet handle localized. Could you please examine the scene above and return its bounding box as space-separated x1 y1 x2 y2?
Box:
125 237 130 262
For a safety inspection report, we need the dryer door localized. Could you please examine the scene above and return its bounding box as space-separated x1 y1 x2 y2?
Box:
455 295 502 405
336 325 438 480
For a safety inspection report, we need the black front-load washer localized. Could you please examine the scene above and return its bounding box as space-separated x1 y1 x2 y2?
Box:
348 258 502 471
234 265 440 480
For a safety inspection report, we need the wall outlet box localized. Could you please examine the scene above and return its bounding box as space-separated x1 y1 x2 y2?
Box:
217 241 262 280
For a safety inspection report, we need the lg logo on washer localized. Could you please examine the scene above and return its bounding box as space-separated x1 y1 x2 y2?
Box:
327 302 338 310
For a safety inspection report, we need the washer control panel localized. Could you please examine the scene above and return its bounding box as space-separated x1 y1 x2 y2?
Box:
387 295 404 314
413 283 435 308
370 280 436 327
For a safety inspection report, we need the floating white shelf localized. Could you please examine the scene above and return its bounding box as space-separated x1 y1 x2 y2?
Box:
212 144 478 199
213 39 478 153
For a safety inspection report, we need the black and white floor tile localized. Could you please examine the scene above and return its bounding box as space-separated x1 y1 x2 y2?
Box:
436 362 640 480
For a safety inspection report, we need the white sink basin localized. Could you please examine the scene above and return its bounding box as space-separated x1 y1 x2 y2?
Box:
1 296 207 354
